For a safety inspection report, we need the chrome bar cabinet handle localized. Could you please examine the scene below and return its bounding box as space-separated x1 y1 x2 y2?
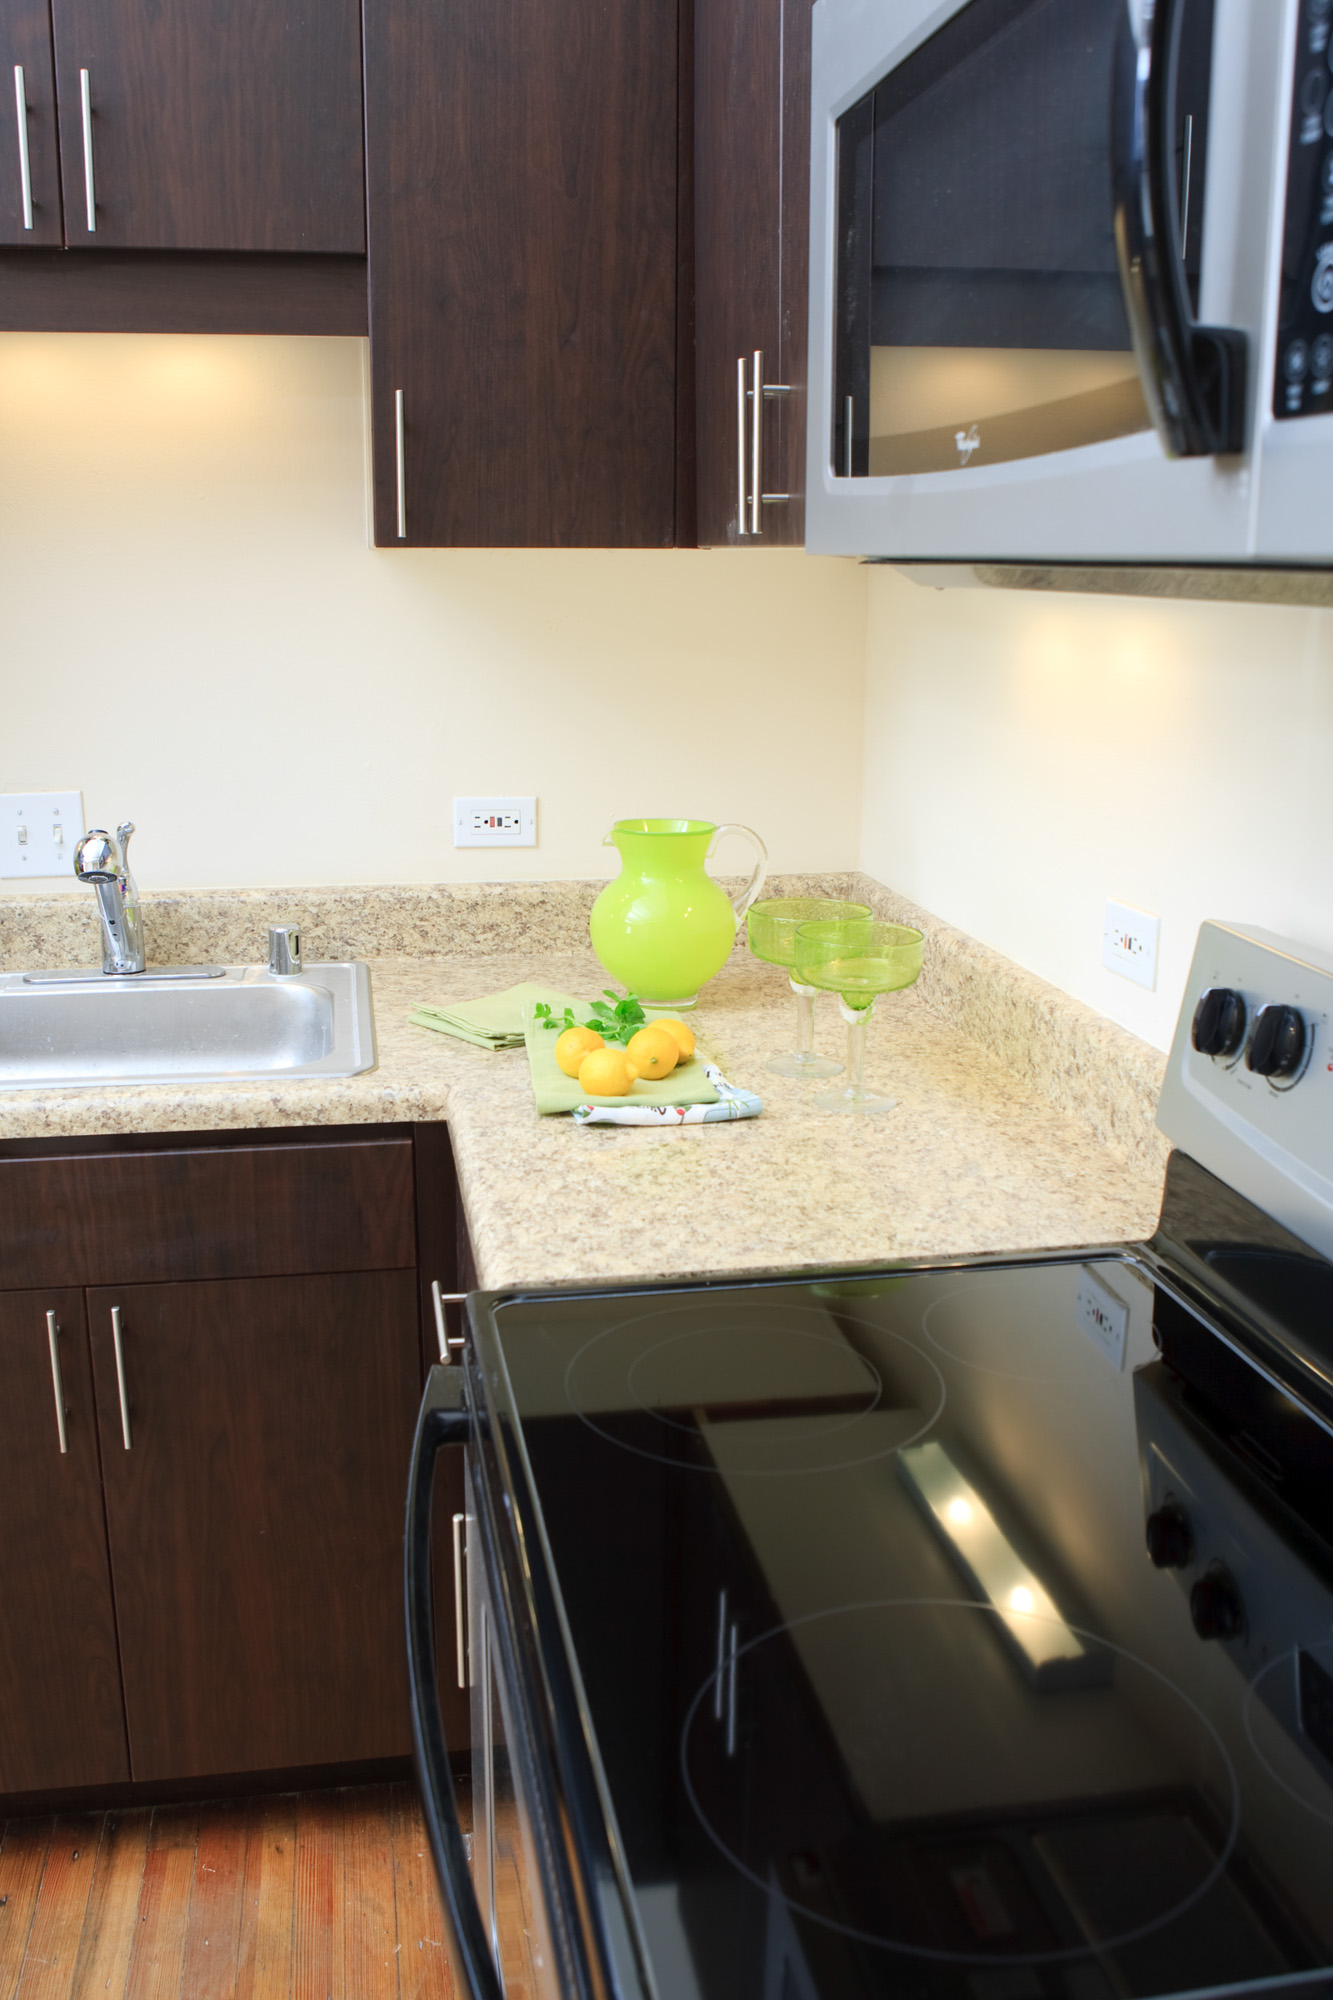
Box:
750 349 762 536
735 357 748 536
79 67 95 232
46 1312 68 1455
110 1305 131 1448
725 1620 739 1757
13 66 32 230
394 388 406 539
431 1280 468 1365
452 1511 467 1689
760 370 791 506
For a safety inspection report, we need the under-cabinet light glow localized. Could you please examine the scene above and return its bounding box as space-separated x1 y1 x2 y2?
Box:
900 1441 1089 1682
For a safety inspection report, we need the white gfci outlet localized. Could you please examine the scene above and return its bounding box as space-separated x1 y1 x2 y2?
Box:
453 796 537 847
0 791 86 879
1103 898 1160 990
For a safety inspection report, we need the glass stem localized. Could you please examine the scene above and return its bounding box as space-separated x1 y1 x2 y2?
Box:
790 977 817 1056
839 996 876 1093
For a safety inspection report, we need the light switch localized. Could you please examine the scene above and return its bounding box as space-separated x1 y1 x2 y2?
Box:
0 792 86 879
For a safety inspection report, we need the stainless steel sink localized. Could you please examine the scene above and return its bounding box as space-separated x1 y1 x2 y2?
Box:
0 963 376 1090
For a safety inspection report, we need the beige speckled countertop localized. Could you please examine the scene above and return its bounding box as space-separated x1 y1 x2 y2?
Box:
0 875 1171 1290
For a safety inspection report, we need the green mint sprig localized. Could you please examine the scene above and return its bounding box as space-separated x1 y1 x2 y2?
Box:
534 990 648 1047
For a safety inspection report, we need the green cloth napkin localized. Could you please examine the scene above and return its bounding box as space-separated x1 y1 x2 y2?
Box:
524 1005 720 1116
409 982 583 1050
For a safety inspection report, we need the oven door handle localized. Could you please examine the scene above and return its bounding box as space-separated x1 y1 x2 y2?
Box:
1110 0 1246 457
405 1363 504 2000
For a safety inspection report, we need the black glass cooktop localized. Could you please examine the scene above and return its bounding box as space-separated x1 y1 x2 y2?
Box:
478 1218 1333 2000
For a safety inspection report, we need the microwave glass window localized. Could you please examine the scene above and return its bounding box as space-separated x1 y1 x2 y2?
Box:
832 0 1213 478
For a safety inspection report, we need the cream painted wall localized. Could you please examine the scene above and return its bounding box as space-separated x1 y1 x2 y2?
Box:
861 567 1333 1050
0 334 867 895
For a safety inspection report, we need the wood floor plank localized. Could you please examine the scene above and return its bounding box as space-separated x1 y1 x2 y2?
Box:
389 1787 453 2000
494 1801 542 2000
0 1821 54 2000
122 1808 199 2000
14 1816 103 2000
340 1787 398 2000
176 1802 247 2000
291 1793 342 2000
70 1811 151 2000
233 1795 296 2000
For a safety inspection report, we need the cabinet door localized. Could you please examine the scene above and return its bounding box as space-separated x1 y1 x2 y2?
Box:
87 1271 420 1781
695 0 781 548
0 1289 129 1792
1 0 62 244
694 0 808 547
364 0 678 547
49 0 365 250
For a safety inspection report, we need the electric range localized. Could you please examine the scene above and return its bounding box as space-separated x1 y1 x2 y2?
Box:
407 920 1333 2000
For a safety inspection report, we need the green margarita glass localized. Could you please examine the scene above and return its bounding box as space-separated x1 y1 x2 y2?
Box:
746 898 872 1077
792 918 925 1112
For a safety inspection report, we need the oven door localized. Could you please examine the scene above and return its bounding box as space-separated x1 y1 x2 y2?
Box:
806 0 1284 562
405 1364 570 2000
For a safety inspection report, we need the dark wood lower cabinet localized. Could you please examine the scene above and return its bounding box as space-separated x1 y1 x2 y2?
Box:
86 1271 420 1782
0 1289 128 1792
0 1123 467 1802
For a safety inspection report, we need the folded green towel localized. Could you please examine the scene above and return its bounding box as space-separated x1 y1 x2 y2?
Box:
410 982 584 1050
524 1006 720 1116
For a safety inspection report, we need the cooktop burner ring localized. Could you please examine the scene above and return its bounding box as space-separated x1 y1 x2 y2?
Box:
680 1597 1242 1966
920 1270 1130 1384
623 1325 884 1442
563 1302 947 1475
1243 1643 1333 1827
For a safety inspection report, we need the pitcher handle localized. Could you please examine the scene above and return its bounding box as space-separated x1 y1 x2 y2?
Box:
706 823 768 921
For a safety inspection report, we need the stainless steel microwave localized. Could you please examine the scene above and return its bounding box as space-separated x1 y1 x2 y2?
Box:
805 0 1333 567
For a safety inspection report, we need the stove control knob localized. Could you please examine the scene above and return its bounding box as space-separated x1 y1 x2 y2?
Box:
1191 987 1246 1058
1190 1566 1245 1642
1145 1503 1193 1569
1245 1004 1307 1079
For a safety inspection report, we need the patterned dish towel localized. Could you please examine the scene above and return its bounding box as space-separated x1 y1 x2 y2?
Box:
572 1064 763 1127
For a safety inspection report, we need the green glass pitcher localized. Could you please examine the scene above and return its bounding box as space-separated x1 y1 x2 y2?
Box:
589 819 768 1009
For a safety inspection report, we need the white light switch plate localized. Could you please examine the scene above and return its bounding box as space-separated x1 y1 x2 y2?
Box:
453 797 537 847
0 791 85 879
1103 898 1160 990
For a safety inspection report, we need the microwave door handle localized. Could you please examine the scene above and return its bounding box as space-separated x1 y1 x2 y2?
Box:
1110 0 1247 457
405 1367 504 2000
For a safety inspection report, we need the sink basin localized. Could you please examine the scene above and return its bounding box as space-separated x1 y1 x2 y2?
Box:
0 963 376 1089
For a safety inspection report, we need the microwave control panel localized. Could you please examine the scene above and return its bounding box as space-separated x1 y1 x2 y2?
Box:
1275 0 1333 417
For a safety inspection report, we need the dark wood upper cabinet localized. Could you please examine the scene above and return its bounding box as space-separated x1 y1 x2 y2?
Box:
363 0 679 547
47 0 365 251
0 1289 129 1793
694 0 811 546
2 0 62 244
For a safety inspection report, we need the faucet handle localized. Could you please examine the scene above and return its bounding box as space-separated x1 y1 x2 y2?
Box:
74 828 121 881
116 821 135 866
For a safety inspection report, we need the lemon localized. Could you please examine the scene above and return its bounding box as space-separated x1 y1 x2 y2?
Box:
626 1025 680 1079
577 1047 638 1096
555 1025 604 1077
651 1017 695 1064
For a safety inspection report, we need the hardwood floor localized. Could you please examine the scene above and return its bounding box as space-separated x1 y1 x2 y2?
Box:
0 1783 459 2000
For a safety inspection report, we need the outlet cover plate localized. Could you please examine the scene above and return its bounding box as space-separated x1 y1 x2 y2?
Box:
0 791 86 879
453 797 537 847
1103 898 1160 990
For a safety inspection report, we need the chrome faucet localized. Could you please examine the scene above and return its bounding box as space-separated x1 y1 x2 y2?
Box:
74 821 146 974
